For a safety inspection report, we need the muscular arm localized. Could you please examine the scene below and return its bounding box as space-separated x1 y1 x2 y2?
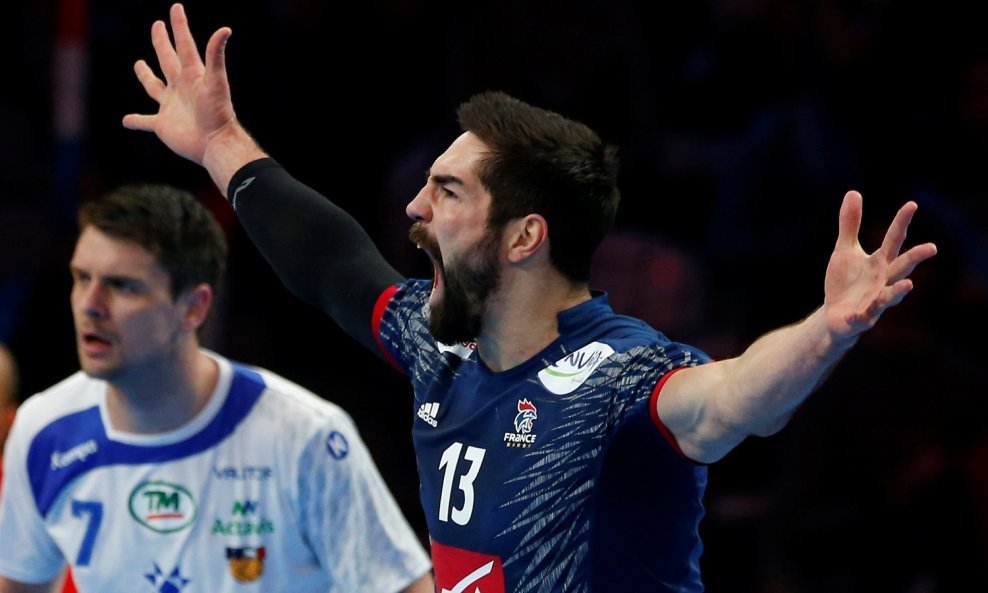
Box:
659 308 843 463
657 191 937 463
121 4 404 353
228 158 404 352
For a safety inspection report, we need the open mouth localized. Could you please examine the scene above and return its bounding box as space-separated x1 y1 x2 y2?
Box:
422 247 447 308
80 330 113 354
430 258 442 296
409 223 445 304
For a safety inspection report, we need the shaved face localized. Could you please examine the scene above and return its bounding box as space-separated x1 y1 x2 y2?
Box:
70 226 187 383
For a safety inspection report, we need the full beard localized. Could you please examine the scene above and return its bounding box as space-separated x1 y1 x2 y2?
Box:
409 222 501 345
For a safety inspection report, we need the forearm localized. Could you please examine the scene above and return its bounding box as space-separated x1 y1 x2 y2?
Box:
662 307 854 462
662 191 935 463
715 307 852 436
228 159 404 350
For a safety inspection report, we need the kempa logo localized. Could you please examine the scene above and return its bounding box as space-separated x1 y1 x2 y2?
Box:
417 402 440 427
129 481 197 533
537 342 615 395
50 439 98 470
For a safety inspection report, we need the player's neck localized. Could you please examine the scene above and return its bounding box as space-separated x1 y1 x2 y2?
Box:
104 347 219 434
477 274 590 373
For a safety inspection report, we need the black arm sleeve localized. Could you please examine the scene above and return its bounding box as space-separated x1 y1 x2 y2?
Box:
227 158 405 353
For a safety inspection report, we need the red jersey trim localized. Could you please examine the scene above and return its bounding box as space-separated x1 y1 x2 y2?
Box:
371 284 404 374
648 367 690 458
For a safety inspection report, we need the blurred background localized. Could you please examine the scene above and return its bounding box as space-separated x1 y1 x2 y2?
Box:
2 0 986 591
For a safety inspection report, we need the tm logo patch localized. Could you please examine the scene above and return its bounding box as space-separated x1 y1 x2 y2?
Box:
129 481 197 533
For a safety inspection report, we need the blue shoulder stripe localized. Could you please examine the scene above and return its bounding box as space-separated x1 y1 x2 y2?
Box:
27 364 266 516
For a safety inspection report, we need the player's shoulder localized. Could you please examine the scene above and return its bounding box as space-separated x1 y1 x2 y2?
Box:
11 371 101 442
584 312 711 373
590 312 677 352
387 278 431 310
17 372 99 423
218 353 352 427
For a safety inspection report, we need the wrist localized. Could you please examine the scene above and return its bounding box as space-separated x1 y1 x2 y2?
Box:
814 305 860 357
202 121 268 198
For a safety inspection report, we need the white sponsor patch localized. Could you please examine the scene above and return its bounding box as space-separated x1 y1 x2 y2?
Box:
538 342 614 395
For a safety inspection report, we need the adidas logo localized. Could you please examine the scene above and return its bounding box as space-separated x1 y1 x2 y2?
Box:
417 402 440 427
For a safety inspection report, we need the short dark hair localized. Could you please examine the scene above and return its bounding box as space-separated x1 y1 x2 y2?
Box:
457 91 621 283
78 184 227 299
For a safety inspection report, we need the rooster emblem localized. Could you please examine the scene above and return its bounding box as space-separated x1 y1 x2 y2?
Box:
514 399 538 434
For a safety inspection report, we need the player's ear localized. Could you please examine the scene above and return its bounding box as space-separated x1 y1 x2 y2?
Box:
505 214 547 264
178 284 213 331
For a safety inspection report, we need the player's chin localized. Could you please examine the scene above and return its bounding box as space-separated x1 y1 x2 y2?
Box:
78 358 115 380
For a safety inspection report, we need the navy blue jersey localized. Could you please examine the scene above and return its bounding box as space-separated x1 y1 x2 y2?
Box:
375 279 711 593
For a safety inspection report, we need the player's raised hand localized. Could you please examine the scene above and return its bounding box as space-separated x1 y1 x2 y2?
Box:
822 190 937 345
123 3 235 166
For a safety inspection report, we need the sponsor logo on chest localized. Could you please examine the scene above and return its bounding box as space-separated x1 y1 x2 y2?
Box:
537 341 615 395
129 481 197 533
211 466 273 480
212 500 275 536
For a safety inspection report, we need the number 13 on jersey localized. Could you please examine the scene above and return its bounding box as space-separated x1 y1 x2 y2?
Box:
437 442 486 525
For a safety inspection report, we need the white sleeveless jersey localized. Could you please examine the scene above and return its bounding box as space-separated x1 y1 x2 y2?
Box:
0 352 430 593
